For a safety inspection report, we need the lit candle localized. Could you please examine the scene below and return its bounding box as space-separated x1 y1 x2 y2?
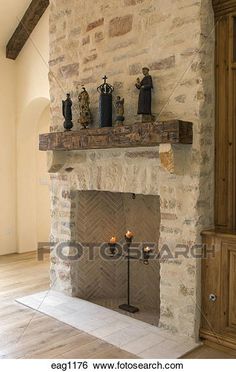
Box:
110 236 117 245
144 246 151 253
125 230 134 239
109 236 117 256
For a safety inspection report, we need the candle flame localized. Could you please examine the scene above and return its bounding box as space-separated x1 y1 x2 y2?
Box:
125 230 134 239
110 236 117 244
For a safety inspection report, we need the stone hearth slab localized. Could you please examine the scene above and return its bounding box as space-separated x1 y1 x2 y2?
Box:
16 290 200 359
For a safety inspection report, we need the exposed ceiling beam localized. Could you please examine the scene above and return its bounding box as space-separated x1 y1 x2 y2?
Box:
6 0 49 60
212 0 236 17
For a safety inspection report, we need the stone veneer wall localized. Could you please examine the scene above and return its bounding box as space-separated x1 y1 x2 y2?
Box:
48 0 215 339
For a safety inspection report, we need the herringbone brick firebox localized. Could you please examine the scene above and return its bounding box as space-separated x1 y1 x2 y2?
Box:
74 191 160 325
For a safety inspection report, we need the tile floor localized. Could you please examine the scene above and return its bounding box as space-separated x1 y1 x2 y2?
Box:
17 290 200 358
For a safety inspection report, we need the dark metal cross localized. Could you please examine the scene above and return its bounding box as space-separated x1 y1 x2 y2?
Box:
103 75 108 84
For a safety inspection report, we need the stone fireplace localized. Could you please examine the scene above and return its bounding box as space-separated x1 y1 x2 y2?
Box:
44 0 215 340
51 159 161 325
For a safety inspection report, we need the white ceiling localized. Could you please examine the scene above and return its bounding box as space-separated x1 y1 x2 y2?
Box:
0 0 32 47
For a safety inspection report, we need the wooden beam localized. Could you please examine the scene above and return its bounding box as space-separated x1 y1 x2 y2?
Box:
6 0 49 60
212 0 236 17
39 121 193 152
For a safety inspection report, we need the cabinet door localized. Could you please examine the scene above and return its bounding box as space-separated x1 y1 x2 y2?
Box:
201 235 222 332
222 239 236 332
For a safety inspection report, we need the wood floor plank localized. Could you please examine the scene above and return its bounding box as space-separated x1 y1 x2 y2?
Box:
0 252 234 359
0 252 135 359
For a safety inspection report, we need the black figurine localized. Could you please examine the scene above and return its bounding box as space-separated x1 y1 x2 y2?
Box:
135 67 154 123
62 93 73 131
97 76 114 127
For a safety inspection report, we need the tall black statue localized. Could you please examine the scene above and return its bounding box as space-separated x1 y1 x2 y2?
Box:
62 93 73 131
97 75 114 128
135 67 153 122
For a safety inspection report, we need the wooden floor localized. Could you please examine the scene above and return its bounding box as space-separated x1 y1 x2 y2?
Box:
0 252 234 359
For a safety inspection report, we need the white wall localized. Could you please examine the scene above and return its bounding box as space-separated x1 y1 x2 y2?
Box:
36 105 51 245
0 48 17 255
16 9 50 253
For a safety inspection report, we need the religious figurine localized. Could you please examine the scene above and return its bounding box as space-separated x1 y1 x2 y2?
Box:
78 86 91 129
135 67 154 123
62 93 73 131
97 75 114 127
115 96 125 125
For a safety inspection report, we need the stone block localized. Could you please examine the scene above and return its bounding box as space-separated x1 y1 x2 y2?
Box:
159 144 174 173
60 63 79 78
82 35 90 45
109 15 133 37
95 31 104 42
83 54 97 64
49 55 65 67
87 18 104 32
150 56 175 71
129 63 142 75
124 0 144 4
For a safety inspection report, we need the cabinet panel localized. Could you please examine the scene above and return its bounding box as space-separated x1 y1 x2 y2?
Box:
229 250 236 326
201 231 236 348
215 16 230 228
221 241 236 330
215 13 236 230
201 234 221 332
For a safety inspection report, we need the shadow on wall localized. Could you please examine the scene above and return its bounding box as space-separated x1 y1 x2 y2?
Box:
17 97 51 253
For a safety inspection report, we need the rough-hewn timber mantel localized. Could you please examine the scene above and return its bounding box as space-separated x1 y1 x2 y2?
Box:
6 0 49 60
39 120 193 151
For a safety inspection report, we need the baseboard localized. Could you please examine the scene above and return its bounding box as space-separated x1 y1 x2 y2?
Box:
200 328 236 352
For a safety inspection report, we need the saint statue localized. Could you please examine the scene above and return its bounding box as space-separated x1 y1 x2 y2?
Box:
135 67 154 122
78 86 91 129
62 93 73 131
115 96 125 125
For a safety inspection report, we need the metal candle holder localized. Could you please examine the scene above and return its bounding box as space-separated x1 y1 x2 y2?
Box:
143 246 152 265
108 243 117 256
119 233 139 314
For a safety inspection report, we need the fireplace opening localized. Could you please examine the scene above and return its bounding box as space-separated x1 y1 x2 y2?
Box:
74 190 161 326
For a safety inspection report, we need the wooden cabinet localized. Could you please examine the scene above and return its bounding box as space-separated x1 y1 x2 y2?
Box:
201 1 236 350
214 11 236 230
201 230 236 349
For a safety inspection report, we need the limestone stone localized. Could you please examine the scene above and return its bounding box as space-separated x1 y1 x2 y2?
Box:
83 54 97 64
82 35 90 45
124 0 144 5
86 18 104 32
149 56 175 71
159 144 174 173
49 55 65 67
109 15 133 37
95 32 104 43
129 63 142 76
60 63 79 78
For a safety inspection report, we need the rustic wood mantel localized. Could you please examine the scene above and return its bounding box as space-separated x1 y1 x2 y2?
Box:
39 120 193 151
